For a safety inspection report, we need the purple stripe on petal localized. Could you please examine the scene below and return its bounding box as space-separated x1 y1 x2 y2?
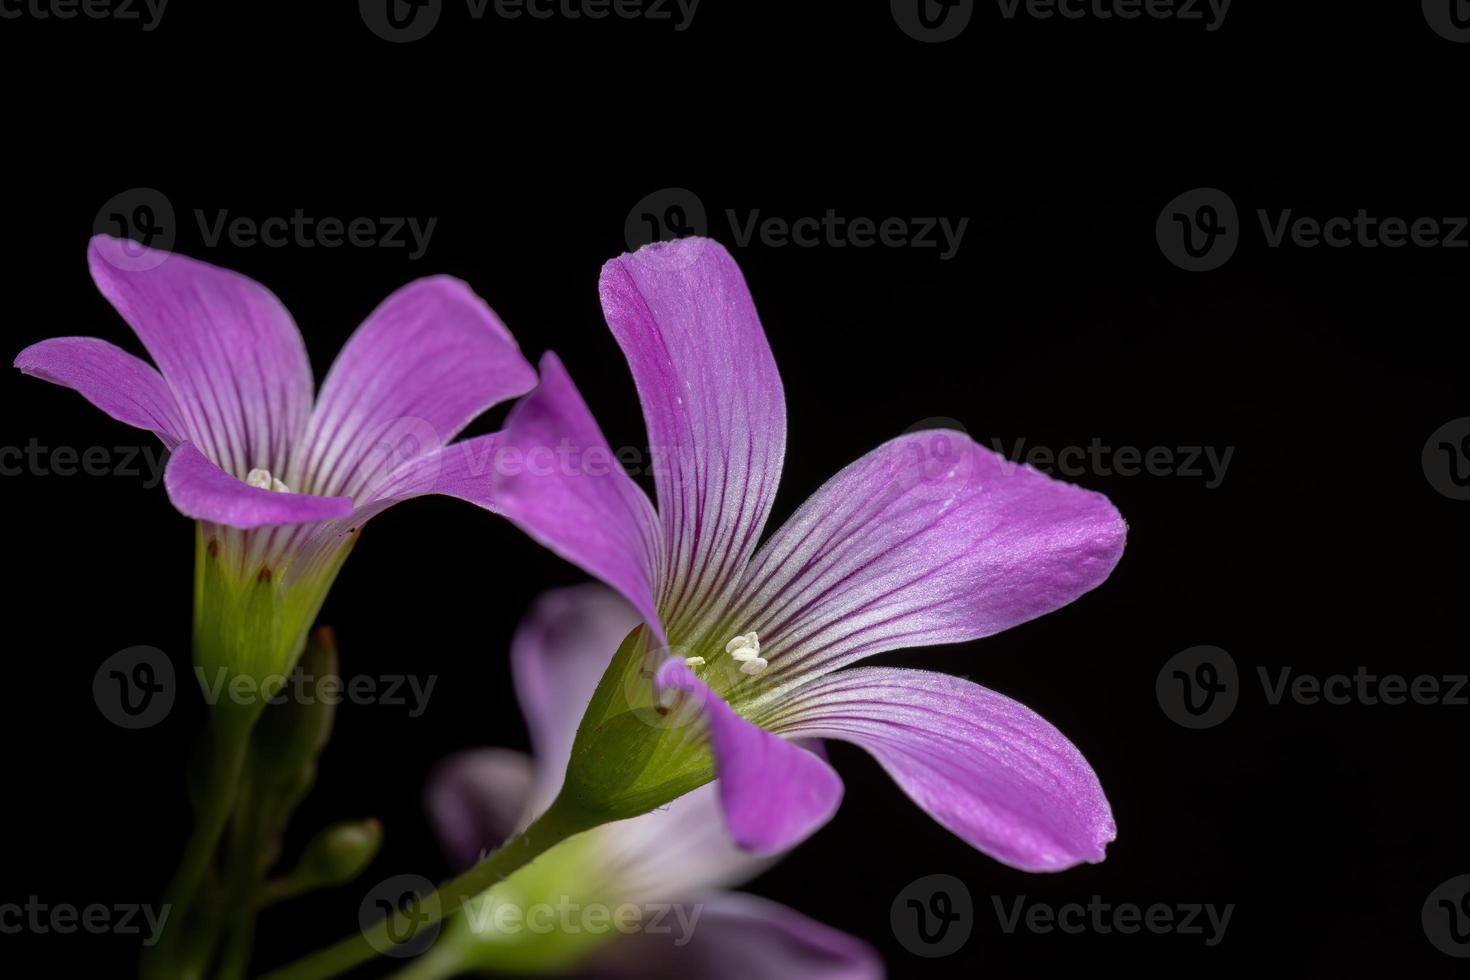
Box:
15 337 185 448
88 236 312 479
761 667 1116 872
165 443 352 529
600 240 786 636
732 430 1126 685
358 432 504 510
297 276 535 502
655 659 842 855
492 352 665 642
425 749 537 872
584 891 882 980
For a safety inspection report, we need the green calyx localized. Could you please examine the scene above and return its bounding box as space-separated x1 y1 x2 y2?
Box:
192 523 355 714
555 625 717 825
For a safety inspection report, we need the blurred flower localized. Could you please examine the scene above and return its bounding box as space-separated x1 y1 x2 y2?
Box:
16 237 536 687
421 585 881 980
492 238 1126 869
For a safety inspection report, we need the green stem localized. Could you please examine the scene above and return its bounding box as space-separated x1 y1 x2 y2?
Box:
258 796 602 980
143 706 258 980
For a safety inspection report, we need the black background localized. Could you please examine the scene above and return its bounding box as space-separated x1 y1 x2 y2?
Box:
1 1 1467 976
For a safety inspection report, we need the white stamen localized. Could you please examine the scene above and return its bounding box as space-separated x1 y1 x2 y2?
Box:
724 632 766 675
724 631 760 660
246 467 291 494
684 656 706 668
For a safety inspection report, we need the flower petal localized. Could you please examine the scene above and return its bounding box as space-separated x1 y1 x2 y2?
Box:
14 337 185 448
587 783 780 901
584 891 882 980
600 239 785 634
510 584 643 814
296 276 536 502
760 667 1115 871
425 749 537 872
492 352 664 640
88 235 312 479
732 429 1126 684
356 433 503 511
655 659 842 855
165 442 352 529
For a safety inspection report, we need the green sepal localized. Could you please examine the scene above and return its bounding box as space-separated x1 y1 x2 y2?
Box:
556 625 715 823
192 523 354 710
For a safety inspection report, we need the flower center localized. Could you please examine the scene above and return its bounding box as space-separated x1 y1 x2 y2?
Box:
724 631 767 676
246 467 291 493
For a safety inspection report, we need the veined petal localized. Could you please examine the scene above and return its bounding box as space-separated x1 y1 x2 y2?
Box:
296 276 536 502
510 584 643 815
584 892 882 980
165 443 352 529
759 667 1115 871
88 235 312 480
732 429 1125 686
655 659 842 855
600 239 785 635
14 337 185 448
357 433 504 511
425 749 537 871
492 352 664 640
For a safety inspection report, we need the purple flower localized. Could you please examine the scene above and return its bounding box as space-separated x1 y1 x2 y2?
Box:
426 584 881 980
490 238 1127 870
15 237 536 681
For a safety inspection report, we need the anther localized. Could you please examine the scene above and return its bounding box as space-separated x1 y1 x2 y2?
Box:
246 467 290 493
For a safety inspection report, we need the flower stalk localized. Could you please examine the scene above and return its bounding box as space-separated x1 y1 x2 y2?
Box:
260 796 605 980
